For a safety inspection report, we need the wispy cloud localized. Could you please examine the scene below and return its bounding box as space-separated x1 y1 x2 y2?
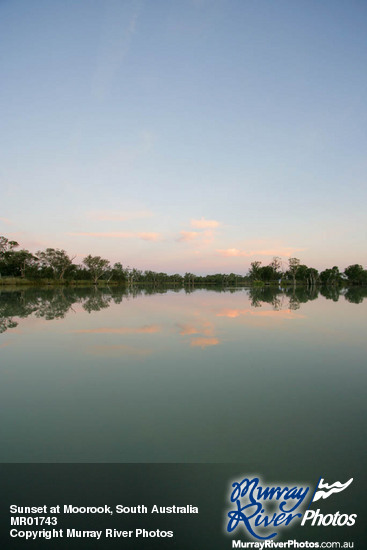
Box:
71 231 131 238
216 308 305 320
178 231 200 242
191 217 220 229
216 309 243 318
75 325 161 334
177 321 215 337
177 218 220 245
190 337 219 349
0 217 13 225
217 248 244 257
70 231 161 241
138 232 160 241
87 210 153 222
92 1 142 99
177 229 215 245
177 320 220 349
177 324 200 335
217 247 305 258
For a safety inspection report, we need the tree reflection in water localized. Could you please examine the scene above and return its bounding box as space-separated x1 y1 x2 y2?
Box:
0 285 366 334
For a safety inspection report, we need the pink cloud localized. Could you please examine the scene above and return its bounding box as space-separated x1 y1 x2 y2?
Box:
252 310 305 319
69 231 161 241
177 319 219 348
75 325 161 334
137 232 160 241
217 248 245 257
216 308 242 318
177 324 200 335
190 337 219 349
254 248 305 257
70 231 131 238
177 229 215 245
178 231 200 242
87 210 153 222
191 217 220 229
216 308 305 320
216 247 305 258
178 320 215 337
0 217 12 225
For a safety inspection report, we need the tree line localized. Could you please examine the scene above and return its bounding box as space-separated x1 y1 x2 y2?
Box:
0 236 366 286
247 256 367 286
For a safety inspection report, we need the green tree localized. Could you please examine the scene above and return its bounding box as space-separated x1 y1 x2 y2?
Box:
344 264 366 285
288 258 300 286
270 256 282 278
0 237 20 277
184 272 196 285
83 255 110 284
258 265 275 282
320 266 342 286
0 236 19 254
305 267 319 287
8 250 37 278
169 273 183 285
248 261 262 281
36 248 75 279
109 262 128 283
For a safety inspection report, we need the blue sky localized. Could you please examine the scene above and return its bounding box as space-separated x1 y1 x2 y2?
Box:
1 0 366 274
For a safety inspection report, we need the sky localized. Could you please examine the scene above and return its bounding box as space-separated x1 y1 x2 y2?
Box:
1 0 366 275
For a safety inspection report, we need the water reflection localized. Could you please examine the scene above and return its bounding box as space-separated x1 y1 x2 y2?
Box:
1 285 366 334
0 284 366 465
0 287 126 333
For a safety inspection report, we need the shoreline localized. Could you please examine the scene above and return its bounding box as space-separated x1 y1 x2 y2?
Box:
0 277 364 289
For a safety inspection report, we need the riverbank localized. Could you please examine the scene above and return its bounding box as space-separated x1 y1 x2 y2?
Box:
0 277 124 287
1 276 364 289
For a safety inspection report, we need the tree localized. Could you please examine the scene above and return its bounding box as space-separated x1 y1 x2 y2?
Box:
109 262 128 283
129 268 142 284
0 237 37 278
0 236 19 254
288 258 300 286
344 264 366 285
7 249 37 278
184 272 196 285
36 248 75 279
248 261 262 281
0 237 19 276
83 255 110 284
258 265 275 282
320 266 342 286
270 256 282 278
344 287 367 304
143 270 158 285
295 264 308 282
169 273 183 285
305 267 319 287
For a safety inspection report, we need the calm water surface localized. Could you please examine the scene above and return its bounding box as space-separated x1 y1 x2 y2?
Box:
1 286 366 476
